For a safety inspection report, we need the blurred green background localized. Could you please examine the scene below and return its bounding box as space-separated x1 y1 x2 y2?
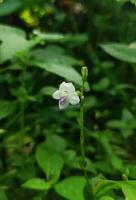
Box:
0 0 136 199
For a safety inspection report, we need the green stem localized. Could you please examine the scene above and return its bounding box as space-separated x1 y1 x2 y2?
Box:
79 67 95 199
19 65 27 146
79 77 88 182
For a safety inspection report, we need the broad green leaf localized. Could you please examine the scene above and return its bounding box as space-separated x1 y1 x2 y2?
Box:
0 192 8 200
101 43 136 63
29 46 82 85
30 46 79 66
63 150 77 164
94 179 136 200
0 100 16 119
34 30 88 45
0 0 22 16
55 176 86 200
118 181 136 200
45 134 67 152
22 178 51 190
0 24 29 63
93 179 117 199
107 120 127 129
36 144 63 182
111 155 124 171
92 78 110 91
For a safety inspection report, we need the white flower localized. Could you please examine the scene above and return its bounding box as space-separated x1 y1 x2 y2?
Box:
52 81 80 109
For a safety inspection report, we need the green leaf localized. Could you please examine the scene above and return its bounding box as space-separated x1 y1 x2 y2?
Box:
101 43 136 63
45 134 67 152
36 144 63 182
18 160 36 181
126 163 136 179
33 197 42 200
84 181 94 200
107 120 126 129
99 133 124 171
0 0 22 16
93 179 117 199
55 176 86 200
22 178 51 190
92 78 110 91
71 156 96 174
0 192 8 200
118 181 136 200
122 109 134 122
38 86 57 96
100 196 114 200
11 87 36 102
11 87 28 102
34 31 88 45
107 118 136 138
94 179 136 200
117 0 136 5
84 96 98 109
29 46 82 85
0 24 29 63
95 161 112 174
0 100 16 119
110 155 124 171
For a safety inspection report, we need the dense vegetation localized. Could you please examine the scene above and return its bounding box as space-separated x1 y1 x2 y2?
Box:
0 0 136 199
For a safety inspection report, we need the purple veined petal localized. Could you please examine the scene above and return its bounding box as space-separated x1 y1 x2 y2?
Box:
59 97 69 109
59 82 75 93
52 90 61 99
70 94 80 105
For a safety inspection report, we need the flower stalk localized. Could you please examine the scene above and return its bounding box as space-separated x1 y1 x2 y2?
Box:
79 66 89 181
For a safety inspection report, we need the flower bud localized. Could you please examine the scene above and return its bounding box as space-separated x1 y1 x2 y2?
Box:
81 66 88 81
122 174 128 181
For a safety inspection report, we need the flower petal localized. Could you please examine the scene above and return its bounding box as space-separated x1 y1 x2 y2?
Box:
52 90 61 99
70 95 80 105
59 82 75 93
59 97 69 109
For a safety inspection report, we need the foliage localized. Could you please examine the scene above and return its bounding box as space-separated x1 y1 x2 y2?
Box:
0 0 136 199
117 0 136 5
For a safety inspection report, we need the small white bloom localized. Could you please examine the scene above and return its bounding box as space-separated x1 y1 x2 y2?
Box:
53 81 80 109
